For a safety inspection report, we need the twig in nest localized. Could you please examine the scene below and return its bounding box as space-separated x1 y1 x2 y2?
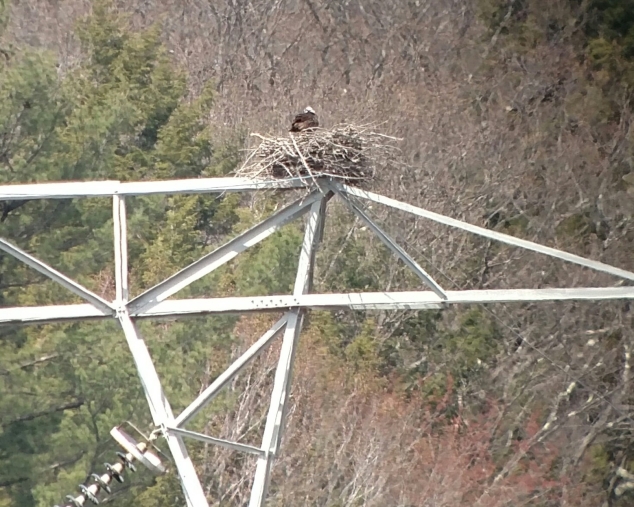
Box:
235 124 402 188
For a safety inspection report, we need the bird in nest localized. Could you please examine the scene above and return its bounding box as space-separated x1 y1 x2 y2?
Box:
290 106 319 132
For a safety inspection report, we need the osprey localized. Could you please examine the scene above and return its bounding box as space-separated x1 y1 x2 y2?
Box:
290 106 319 132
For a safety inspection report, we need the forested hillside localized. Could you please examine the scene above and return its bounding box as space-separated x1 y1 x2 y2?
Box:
1 0 634 506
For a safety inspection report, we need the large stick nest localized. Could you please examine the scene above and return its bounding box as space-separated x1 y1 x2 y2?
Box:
235 124 401 187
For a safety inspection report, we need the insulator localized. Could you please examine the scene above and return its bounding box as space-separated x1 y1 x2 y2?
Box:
79 484 99 505
91 474 111 494
117 451 137 472
65 496 82 507
104 463 124 483
110 425 165 475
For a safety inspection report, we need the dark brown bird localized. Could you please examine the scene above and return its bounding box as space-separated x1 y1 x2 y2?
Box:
290 106 319 132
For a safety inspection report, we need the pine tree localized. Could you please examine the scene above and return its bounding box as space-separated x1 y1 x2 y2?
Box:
0 2 246 505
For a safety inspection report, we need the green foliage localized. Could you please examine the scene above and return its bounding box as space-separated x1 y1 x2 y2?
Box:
477 0 567 51
308 311 352 355
0 0 8 40
478 0 529 33
377 310 442 379
556 211 595 239
0 50 63 185
477 0 634 94
0 1 246 505
132 475 185 507
441 308 501 379
343 318 380 371
583 444 611 486
190 193 305 297
7 0 625 505
586 36 634 90
587 1 634 57
474 0 634 200
398 308 502 416
231 224 304 296
323 237 383 291
318 209 396 293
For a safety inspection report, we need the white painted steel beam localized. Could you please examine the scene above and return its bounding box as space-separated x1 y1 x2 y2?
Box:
0 177 307 200
272 198 327 454
335 183 634 282
0 238 114 314
113 195 129 304
118 313 209 507
175 316 288 428
112 197 208 507
118 177 306 196
4 287 634 326
117 313 167 426
165 426 265 457
332 187 447 300
0 180 120 200
0 303 107 325
297 192 330 294
144 288 634 316
128 190 324 314
249 311 303 507
271 313 302 455
249 197 326 507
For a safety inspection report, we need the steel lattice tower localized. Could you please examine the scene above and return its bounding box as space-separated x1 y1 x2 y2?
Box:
2 176 633 507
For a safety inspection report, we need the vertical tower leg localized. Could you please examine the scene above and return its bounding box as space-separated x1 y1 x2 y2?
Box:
113 196 210 507
248 196 328 507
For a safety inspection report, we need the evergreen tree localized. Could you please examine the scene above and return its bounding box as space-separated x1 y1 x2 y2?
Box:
0 2 249 505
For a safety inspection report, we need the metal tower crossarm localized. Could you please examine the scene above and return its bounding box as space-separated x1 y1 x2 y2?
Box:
4 288 634 326
0 177 307 200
